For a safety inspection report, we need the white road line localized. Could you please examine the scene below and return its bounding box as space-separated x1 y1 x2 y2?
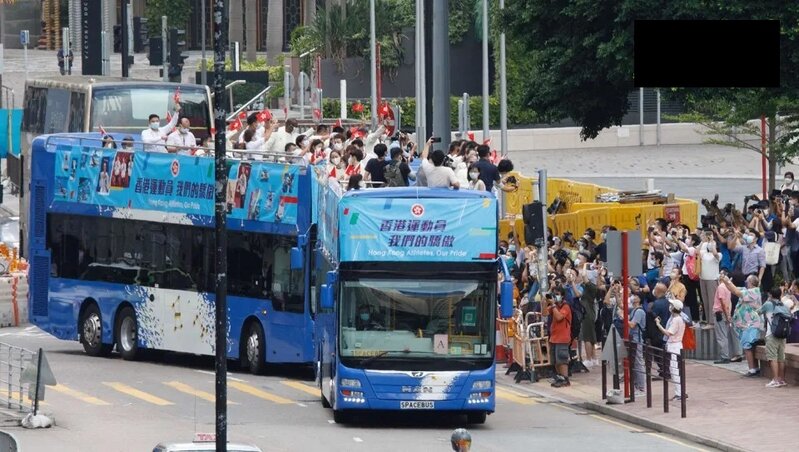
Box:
296 402 308 407
327 420 335 424
353 437 363 443
195 370 247 382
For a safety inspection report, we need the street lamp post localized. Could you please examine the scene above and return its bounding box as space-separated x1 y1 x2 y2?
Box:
369 0 377 130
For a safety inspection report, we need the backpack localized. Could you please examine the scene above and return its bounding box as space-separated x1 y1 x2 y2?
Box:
764 242 780 266
685 253 700 281
771 302 793 339
645 310 662 345
567 298 585 341
384 161 405 187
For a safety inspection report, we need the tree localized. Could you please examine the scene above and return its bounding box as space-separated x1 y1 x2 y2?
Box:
671 90 799 192
145 0 192 37
501 1 799 140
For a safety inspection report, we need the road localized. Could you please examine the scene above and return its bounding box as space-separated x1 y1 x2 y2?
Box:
510 144 799 208
0 326 711 452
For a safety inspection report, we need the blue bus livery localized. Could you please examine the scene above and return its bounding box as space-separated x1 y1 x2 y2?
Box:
311 167 513 424
29 133 312 373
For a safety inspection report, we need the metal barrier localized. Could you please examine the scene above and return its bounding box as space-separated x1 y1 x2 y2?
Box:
602 340 687 418
0 342 37 412
502 309 554 383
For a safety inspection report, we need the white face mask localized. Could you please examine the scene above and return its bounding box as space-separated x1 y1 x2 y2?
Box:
302 139 309 147
179 127 188 135
469 171 479 180
333 143 343 151
331 157 341 166
149 122 159 130
104 143 114 149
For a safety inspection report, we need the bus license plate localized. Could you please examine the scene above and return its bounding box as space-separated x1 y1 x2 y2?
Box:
400 401 434 410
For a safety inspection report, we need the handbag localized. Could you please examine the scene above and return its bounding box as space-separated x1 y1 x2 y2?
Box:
682 325 696 350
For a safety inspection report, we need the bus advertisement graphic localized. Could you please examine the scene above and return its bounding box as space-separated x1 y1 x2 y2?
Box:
338 196 498 262
53 145 301 225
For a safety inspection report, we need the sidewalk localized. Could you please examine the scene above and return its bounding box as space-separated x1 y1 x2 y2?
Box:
497 357 798 452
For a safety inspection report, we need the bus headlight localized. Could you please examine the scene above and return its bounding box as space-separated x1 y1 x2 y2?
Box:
471 380 492 390
340 378 362 388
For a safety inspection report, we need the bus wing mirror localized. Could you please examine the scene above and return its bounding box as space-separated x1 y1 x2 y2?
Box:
500 281 514 318
290 247 303 269
320 284 335 310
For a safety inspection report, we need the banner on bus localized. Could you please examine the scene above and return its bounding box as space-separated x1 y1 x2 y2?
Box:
53 145 300 225
338 196 498 262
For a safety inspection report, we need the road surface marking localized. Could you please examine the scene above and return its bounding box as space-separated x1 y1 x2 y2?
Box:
327 420 335 424
229 381 293 404
645 433 709 452
103 382 173 406
195 370 246 382
589 414 643 432
496 387 538 405
51 384 110 406
280 380 319 397
353 437 363 443
163 381 238 405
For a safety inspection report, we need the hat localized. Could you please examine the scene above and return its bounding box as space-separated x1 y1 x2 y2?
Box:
669 299 683 312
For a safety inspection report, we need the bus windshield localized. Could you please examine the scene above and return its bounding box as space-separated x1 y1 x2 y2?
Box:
339 278 494 362
90 86 210 139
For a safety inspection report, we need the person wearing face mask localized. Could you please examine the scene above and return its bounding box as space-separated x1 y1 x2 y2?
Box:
344 146 365 179
595 225 615 263
141 105 180 153
165 117 197 155
699 230 721 324
327 150 344 179
121 136 134 151
309 139 326 163
355 305 383 330
779 171 799 191
467 164 486 191
654 299 687 401
547 287 572 388
730 229 766 286
102 135 117 149
364 143 390 185
328 134 346 155
621 293 647 397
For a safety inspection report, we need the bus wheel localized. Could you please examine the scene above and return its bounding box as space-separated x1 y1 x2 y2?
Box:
115 306 139 361
466 411 487 425
80 304 112 357
244 322 266 375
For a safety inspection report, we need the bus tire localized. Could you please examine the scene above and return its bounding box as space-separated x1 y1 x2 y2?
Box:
244 322 266 375
466 411 487 425
80 303 112 357
115 306 139 361
332 410 351 424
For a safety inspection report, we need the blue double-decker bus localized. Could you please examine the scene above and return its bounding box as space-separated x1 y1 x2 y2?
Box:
311 169 513 424
28 133 314 373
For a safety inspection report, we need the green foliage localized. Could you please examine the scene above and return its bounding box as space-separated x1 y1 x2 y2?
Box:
307 0 414 75
448 0 474 45
501 1 799 141
145 0 192 37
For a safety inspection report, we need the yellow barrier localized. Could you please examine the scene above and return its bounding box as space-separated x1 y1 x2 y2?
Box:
499 174 700 242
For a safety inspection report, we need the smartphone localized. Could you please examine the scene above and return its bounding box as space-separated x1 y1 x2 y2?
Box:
430 137 442 143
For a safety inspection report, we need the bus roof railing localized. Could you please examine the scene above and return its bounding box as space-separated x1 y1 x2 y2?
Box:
39 133 310 166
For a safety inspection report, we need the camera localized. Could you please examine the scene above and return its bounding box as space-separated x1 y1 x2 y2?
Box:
506 175 517 185
430 137 442 143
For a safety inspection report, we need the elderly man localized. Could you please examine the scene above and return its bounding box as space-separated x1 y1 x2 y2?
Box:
720 274 763 377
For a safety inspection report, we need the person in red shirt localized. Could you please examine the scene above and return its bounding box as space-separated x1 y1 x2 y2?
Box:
548 286 573 388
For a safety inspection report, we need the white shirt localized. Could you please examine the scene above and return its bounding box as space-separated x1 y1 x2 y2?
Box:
699 242 721 281
264 126 314 154
421 160 457 188
165 130 197 155
141 113 179 153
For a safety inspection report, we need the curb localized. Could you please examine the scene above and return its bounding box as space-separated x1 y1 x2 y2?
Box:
580 401 747 452
496 379 747 452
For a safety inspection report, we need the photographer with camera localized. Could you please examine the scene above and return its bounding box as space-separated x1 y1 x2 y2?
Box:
418 138 459 189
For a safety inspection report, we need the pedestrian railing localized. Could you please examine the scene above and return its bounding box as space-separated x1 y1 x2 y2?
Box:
601 340 687 418
0 341 37 412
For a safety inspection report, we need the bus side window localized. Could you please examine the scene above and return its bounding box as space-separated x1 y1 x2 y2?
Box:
43 88 71 134
69 92 86 131
22 87 46 134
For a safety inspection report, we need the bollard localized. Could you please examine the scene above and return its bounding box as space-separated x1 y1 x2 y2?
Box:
662 347 669 413
645 345 652 408
627 342 635 403
601 360 607 399
679 351 686 418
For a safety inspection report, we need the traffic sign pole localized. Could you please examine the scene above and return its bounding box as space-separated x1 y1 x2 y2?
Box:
621 231 630 400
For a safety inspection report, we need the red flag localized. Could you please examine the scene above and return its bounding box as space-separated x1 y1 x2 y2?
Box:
483 138 491 145
467 131 475 141
98 125 107 136
352 102 364 114
334 118 342 128
313 108 322 121
173 86 181 104
165 111 172 123
238 110 247 120
257 109 272 122
228 120 242 132
283 106 288 120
